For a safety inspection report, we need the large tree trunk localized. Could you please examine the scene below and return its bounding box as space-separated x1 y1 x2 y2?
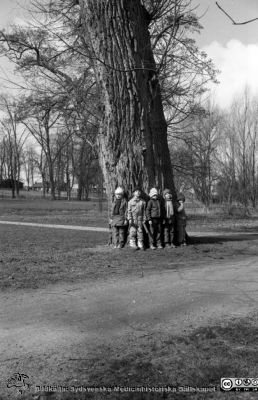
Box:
80 0 175 200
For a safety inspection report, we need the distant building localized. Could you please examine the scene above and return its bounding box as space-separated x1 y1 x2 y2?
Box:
32 182 43 191
32 182 50 191
0 179 23 189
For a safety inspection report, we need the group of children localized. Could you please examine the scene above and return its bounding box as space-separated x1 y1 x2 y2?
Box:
109 186 188 250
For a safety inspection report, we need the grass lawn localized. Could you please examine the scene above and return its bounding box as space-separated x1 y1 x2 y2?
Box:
0 198 108 227
11 316 257 400
1 221 258 291
1 198 258 400
1 197 258 231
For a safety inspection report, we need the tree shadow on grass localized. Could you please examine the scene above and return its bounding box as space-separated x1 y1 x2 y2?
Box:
189 233 258 245
18 315 258 400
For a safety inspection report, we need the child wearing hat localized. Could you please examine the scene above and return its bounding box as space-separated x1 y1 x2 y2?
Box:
163 188 175 248
127 187 146 250
175 193 187 246
109 186 128 248
146 188 165 249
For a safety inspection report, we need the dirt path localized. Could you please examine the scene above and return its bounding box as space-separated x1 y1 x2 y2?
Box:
0 220 109 232
1 255 258 397
1 219 258 238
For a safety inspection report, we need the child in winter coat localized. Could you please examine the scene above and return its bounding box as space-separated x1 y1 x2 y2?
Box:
109 186 128 248
146 188 165 249
175 193 187 246
163 188 175 248
127 187 146 250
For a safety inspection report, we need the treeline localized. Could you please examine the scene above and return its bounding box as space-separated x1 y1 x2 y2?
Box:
0 0 103 200
0 111 102 200
171 89 258 208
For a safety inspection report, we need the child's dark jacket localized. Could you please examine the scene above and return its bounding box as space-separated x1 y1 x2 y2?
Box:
175 202 187 225
146 198 165 220
110 198 128 226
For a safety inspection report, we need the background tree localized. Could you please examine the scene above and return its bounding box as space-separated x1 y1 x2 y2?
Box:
0 96 28 197
171 101 222 206
218 89 258 208
0 10 100 200
19 94 73 200
22 145 39 189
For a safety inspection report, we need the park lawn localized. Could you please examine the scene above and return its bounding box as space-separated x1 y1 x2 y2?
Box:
1 222 258 291
13 315 258 400
1 199 258 400
0 199 108 227
2 198 258 231
67 317 258 400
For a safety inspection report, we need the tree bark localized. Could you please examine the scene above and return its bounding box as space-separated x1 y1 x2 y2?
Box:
79 0 175 200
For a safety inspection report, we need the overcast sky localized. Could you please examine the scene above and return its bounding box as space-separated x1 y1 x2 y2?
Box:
1 0 258 108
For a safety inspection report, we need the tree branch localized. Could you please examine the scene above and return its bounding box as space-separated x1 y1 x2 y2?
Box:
216 1 258 25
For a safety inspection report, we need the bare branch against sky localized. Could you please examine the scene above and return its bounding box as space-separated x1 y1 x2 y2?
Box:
216 1 258 25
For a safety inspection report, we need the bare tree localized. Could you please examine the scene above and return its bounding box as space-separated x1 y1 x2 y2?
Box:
22 145 39 189
219 89 258 208
171 101 222 206
0 96 28 197
19 94 73 200
0 11 100 199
